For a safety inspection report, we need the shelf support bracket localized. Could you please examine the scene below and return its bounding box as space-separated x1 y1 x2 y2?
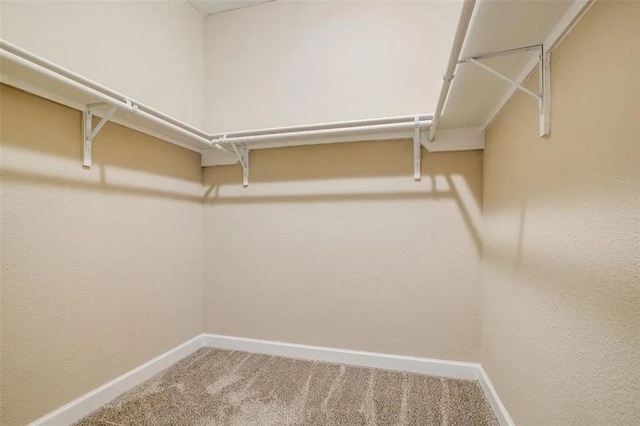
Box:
539 50 550 137
230 140 249 187
83 104 118 168
413 116 421 181
460 45 550 137
241 145 249 187
467 58 541 101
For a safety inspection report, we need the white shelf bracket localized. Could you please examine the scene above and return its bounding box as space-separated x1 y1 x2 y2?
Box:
461 45 551 137
230 140 250 187
82 103 118 168
539 50 551 137
467 58 541 101
241 145 249 187
413 116 421 181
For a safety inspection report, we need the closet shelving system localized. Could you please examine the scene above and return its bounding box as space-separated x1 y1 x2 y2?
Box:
0 40 432 186
0 0 593 186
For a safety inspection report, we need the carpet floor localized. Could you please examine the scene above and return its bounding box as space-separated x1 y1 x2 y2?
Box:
75 347 498 425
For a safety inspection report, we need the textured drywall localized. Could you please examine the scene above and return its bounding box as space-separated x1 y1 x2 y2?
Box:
0 0 205 127
0 85 205 425
203 142 483 362
481 2 640 424
203 1 461 132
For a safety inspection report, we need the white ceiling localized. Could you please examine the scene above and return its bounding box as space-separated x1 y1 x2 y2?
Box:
189 0 272 16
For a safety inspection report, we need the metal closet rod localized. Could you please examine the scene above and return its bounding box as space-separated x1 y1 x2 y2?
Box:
427 0 477 142
210 113 434 139
0 40 211 139
0 40 227 152
216 119 432 145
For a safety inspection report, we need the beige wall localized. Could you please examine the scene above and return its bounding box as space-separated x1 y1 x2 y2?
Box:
0 1 205 127
481 2 640 425
203 1 461 132
0 85 205 425
203 142 483 362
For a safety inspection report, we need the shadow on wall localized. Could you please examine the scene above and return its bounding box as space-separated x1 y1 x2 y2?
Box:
479 3 640 409
481 156 639 348
0 85 203 203
1 84 484 255
203 140 484 254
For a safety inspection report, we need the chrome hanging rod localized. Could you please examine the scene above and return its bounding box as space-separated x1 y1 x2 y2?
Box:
215 119 432 145
427 0 477 142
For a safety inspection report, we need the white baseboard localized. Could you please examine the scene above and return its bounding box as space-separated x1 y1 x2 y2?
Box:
28 333 513 426
477 366 515 426
28 334 204 426
202 333 479 380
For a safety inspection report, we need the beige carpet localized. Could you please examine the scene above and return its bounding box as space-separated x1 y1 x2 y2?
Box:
75 348 498 425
